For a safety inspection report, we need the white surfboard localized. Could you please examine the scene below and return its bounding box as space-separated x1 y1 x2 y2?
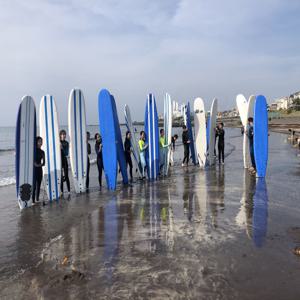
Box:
15 96 36 209
163 93 172 175
194 98 206 168
39 95 61 201
208 98 218 166
243 95 255 168
124 104 143 177
236 94 248 127
237 94 256 168
183 105 187 126
68 89 87 193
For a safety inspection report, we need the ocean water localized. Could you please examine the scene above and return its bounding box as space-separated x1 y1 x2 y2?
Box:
0 125 182 188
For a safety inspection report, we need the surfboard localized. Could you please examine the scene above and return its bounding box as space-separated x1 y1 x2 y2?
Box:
124 104 143 177
254 95 268 178
208 98 218 166
111 95 128 185
183 105 187 126
145 94 160 180
15 96 36 209
68 88 87 193
186 102 197 165
39 95 61 201
243 95 255 168
98 89 118 190
194 98 206 168
163 93 172 175
236 94 248 127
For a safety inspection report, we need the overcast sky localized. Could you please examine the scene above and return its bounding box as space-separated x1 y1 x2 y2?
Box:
1 0 300 126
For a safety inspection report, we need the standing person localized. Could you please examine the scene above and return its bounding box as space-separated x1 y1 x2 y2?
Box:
124 131 133 182
182 125 190 167
246 117 256 175
32 136 45 204
95 133 104 189
86 131 91 190
60 130 71 195
138 131 148 179
170 134 178 166
216 123 225 164
159 129 169 173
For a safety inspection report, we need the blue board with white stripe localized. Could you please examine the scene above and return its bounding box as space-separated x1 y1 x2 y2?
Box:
186 102 196 165
145 94 160 180
111 95 128 185
98 89 118 190
15 96 36 209
254 95 268 178
39 95 61 201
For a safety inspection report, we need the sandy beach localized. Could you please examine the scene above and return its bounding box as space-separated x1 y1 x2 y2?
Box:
0 128 300 299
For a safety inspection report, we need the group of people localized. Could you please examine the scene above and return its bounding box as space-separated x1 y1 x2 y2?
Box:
32 130 105 204
182 122 226 166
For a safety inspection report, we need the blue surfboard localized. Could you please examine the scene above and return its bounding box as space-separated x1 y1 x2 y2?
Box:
186 102 196 165
145 94 160 180
254 95 268 177
252 178 268 247
98 89 118 190
111 95 128 185
206 116 210 151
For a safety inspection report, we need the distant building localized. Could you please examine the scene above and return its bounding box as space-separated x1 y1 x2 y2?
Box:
270 91 300 111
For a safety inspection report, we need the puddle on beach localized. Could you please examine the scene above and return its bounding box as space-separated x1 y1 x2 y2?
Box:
1 130 300 299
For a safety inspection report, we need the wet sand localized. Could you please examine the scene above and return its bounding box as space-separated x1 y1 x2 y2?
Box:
1 129 300 299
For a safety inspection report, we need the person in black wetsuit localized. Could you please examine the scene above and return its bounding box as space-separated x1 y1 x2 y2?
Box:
86 131 91 190
95 133 103 189
182 125 190 166
124 131 133 182
170 134 178 166
32 136 45 203
246 117 256 174
216 122 225 164
60 130 70 194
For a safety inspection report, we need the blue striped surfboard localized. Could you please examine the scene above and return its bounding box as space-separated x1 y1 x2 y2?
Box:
145 94 160 180
39 95 61 201
15 96 36 209
68 89 87 193
111 95 128 185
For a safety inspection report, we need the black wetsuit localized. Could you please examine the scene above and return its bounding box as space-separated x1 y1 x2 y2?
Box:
182 130 190 164
248 125 256 169
86 142 91 189
32 148 45 203
61 140 70 193
171 136 176 150
216 128 225 163
124 138 133 180
95 140 103 187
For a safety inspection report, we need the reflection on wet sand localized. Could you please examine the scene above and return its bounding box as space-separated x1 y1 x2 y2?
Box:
236 172 269 247
206 167 225 228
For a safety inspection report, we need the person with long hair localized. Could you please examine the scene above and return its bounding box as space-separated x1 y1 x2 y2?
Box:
60 129 70 194
32 136 45 203
124 131 133 182
95 133 104 189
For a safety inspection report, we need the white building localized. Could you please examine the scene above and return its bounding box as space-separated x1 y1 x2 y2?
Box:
273 97 293 110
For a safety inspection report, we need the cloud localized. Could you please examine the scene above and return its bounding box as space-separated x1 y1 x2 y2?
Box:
0 0 299 125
